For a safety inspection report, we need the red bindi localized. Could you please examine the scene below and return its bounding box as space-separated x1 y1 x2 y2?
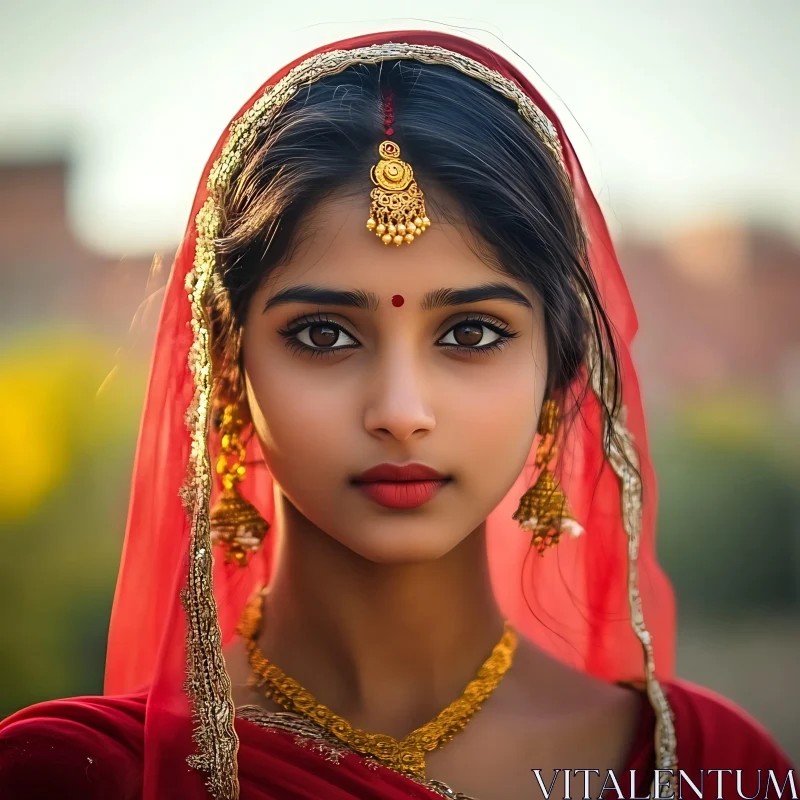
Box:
391 294 405 307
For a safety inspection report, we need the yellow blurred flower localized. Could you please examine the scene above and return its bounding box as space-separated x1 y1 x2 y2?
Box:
0 358 69 518
0 331 145 520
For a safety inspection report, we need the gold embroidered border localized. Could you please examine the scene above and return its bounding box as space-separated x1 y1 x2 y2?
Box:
182 194 240 800
181 40 670 799
586 335 678 798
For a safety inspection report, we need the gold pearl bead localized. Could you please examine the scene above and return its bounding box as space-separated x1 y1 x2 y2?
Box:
366 218 376 230
376 223 386 235
414 228 422 236
413 216 423 227
393 235 403 245
381 234 393 244
407 222 416 233
397 223 406 235
404 233 414 243
388 224 397 236
422 216 431 227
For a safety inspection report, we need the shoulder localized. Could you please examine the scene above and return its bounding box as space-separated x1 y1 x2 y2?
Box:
664 678 795 769
0 693 146 800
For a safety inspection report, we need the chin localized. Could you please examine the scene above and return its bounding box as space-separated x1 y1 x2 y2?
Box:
337 524 466 565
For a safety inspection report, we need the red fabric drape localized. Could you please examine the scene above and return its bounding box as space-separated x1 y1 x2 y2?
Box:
1 681 794 798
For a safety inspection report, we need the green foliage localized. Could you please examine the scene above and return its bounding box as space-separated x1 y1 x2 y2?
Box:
0 330 146 716
652 397 800 618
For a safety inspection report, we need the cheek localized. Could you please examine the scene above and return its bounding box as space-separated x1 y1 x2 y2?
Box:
441 334 547 506
450 361 542 473
244 361 365 551
242 351 354 493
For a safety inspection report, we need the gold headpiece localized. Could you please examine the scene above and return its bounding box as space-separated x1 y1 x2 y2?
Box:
365 90 429 245
366 141 430 245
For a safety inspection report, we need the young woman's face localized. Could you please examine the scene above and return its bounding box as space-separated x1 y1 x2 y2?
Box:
242 192 548 564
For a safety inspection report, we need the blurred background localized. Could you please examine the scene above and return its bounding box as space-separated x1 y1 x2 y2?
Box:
1 0 798 761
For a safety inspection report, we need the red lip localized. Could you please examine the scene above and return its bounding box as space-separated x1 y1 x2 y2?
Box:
351 463 451 509
355 480 449 509
353 463 448 482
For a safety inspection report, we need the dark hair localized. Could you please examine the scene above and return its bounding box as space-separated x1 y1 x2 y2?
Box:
208 59 621 429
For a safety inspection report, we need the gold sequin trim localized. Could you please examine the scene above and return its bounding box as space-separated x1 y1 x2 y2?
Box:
586 333 678 798
182 194 240 800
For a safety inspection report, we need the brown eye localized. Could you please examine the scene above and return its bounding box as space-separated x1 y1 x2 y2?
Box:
439 321 502 349
452 322 483 346
309 325 338 347
295 322 358 350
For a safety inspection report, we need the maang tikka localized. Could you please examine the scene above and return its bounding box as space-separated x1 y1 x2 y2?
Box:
209 404 269 566
513 398 584 555
366 88 430 245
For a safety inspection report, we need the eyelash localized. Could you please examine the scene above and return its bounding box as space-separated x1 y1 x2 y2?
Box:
277 312 519 360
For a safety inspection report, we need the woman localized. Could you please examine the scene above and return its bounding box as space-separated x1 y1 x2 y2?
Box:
0 29 794 800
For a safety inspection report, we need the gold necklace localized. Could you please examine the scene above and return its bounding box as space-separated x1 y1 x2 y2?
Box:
237 590 517 778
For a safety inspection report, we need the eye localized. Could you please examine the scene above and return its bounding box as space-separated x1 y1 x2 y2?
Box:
294 322 358 350
438 320 505 349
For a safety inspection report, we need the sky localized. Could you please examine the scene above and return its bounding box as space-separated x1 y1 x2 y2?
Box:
1 0 798 255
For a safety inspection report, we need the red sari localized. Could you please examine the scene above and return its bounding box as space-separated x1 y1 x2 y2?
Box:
0 679 794 799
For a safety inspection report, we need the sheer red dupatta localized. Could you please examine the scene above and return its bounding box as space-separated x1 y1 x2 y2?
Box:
102 30 677 799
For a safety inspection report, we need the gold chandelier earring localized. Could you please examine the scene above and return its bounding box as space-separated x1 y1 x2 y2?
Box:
209 404 269 567
513 398 584 555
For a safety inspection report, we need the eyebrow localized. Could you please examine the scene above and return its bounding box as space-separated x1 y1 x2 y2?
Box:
262 281 533 312
264 286 379 312
421 283 533 311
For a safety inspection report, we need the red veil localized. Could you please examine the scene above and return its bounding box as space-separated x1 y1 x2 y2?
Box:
104 30 677 799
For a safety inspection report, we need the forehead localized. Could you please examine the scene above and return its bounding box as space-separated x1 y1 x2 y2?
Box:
262 192 528 299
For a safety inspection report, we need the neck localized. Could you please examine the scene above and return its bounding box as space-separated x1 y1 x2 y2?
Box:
259 493 506 737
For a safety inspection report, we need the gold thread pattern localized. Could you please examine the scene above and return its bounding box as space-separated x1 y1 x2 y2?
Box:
182 196 240 800
585 333 678 799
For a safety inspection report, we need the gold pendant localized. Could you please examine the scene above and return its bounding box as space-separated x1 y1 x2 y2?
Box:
366 141 430 245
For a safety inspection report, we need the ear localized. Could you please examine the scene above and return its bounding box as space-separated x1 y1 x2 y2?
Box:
235 365 256 431
239 397 254 428
211 368 249 431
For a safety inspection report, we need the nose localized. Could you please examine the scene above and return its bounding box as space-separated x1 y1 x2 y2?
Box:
363 345 435 443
